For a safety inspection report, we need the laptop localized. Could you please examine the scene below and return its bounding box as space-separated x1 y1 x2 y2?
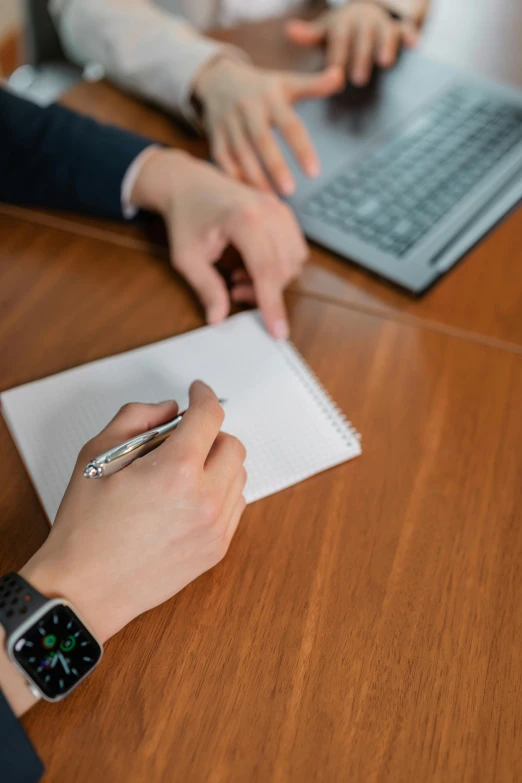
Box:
282 53 522 292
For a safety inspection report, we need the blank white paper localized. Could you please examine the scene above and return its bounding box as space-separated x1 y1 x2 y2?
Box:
1 311 361 522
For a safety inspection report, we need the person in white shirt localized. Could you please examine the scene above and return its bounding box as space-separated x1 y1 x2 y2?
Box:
50 0 429 197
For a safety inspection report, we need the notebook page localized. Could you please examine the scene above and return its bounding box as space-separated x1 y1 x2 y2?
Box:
1 311 361 522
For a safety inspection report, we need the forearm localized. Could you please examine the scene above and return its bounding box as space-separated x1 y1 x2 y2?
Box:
0 89 152 220
50 0 247 118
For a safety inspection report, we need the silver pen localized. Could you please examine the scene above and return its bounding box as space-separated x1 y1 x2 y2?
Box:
83 399 226 479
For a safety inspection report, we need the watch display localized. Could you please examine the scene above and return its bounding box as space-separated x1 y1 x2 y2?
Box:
11 602 102 700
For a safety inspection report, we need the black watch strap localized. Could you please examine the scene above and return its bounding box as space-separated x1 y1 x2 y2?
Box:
0 573 48 637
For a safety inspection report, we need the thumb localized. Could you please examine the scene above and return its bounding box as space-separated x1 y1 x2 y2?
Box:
285 17 327 47
282 65 345 102
401 20 420 48
177 254 231 325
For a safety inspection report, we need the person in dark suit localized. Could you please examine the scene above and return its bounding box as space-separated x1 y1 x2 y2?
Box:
0 87 307 339
0 690 44 782
0 87 304 781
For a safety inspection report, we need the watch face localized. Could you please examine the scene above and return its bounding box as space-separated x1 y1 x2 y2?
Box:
12 603 102 700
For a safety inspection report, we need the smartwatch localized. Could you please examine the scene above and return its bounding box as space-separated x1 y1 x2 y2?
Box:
0 572 103 702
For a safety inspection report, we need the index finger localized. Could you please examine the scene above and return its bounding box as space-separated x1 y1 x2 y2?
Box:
228 215 289 339
351 21 377 86
161 380 224 465
271 101 320 178
241 103 296 196
326 21 354 72
377 19 401 67
255 273 289 340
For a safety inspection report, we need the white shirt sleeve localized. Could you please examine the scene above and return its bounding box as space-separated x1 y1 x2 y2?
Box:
49 0 248 123
120 144 160 219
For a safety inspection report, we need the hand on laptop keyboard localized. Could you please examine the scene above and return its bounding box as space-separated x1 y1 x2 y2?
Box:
192 58 344 196
286 1 421 87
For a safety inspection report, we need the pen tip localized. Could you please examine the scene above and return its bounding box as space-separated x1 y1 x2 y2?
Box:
218 398 227 405
84 465 100 479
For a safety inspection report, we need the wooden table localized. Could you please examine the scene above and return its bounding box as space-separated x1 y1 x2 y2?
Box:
1 214 522 782
1 1 522 780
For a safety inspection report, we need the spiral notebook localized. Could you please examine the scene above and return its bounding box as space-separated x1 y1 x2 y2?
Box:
1 311 361 523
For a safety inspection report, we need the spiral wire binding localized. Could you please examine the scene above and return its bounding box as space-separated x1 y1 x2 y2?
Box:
278 341 362 446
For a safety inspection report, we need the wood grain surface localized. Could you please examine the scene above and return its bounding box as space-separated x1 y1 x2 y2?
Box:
1 215 522 782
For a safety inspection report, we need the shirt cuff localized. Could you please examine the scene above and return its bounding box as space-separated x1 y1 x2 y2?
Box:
120 145 161 220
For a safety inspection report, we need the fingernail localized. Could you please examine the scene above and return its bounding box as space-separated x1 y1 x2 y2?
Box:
157 399 177 405
208 306 223 324
327 65 342 79
273 320 290 340
352 72 367 87
280 177 296 196
307 159 320 178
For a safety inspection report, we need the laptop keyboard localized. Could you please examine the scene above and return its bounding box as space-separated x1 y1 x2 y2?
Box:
302 88 522 258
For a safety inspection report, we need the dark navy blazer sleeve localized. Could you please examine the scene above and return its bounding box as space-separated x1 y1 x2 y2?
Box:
0 87 153 220
0 689 43 783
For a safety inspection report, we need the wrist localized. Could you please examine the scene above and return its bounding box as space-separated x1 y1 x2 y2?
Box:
0 557 107 716
192 55 242 104
19 550 111 645
129 147 199 218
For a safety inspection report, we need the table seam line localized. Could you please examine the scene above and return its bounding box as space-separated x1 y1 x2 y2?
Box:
0 205 168 258
290 288 522 357
3 205 521 358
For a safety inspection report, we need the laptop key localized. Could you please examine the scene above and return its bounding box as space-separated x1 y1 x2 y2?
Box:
356 199 380 219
